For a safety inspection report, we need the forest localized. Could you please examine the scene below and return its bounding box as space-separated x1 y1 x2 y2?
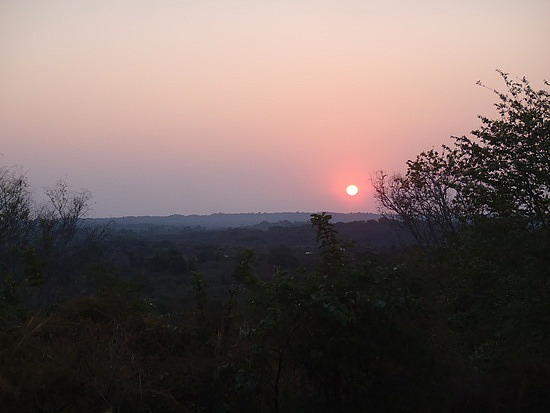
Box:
1 72 549 412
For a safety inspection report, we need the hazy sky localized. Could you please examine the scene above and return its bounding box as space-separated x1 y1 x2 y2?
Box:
1 0 548 217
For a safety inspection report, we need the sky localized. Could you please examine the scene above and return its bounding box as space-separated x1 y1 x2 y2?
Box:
1 0 549 217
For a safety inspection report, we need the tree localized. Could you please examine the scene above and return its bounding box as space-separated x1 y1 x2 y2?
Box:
38 178 92 248
455 71 549 227
0 167 33 327
0 167 32 250
373 72 550 412
0 170 93 310
372 148 464 246
373 71 550 243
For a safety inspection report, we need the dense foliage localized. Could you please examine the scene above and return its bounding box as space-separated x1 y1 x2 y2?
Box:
373 71 549 244
1 72 549 412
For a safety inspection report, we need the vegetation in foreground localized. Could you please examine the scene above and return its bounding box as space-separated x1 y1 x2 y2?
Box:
0 72 549 412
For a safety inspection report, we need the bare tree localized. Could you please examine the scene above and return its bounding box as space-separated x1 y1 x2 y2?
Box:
372 148 464 246
39 178 92 248
0 167 32 249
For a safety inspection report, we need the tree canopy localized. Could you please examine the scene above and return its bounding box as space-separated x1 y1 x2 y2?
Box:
374 71 549 244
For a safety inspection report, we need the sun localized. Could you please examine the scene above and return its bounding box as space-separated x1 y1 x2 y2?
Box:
346 184 359 196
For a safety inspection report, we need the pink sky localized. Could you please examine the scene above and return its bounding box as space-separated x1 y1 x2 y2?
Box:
1 0 549 217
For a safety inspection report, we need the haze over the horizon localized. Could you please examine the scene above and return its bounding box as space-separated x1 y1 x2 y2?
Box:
1 0 548 218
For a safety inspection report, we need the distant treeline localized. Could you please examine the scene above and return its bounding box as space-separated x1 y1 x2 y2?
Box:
86 211 381 229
